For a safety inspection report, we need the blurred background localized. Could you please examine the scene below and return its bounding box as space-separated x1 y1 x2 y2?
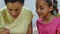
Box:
0 0 60 34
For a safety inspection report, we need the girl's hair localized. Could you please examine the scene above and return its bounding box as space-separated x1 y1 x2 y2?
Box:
4 0 24 5
45 0 58 16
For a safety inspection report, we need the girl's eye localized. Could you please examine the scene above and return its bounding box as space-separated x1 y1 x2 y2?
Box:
40 7 44 10
36 7 38 9
40 6 44 10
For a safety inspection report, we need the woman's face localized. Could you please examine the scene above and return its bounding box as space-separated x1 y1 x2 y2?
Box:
6 2 23 18
36 0 53 18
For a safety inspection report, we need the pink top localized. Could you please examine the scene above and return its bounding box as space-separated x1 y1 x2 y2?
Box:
36 17 60 34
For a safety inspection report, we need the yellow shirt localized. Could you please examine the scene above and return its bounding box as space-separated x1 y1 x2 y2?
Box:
0 7 33 34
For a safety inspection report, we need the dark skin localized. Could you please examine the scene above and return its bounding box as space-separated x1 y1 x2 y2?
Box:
26 22 32 34
7 2 22 18
0 2 32 34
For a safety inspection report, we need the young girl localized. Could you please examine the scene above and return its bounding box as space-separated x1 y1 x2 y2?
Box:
36 0 60 34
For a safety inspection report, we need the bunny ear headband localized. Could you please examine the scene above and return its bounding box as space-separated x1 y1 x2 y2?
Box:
52 0 54 6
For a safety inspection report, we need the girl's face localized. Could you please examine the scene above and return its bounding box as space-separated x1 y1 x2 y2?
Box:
36 0 53 18
6 2 23 18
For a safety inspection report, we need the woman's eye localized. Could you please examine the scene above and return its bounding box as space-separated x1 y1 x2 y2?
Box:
9 9 12 11
14 9 19 11
8 9 12 11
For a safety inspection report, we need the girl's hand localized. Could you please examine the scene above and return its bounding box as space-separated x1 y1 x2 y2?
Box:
0 28 10 34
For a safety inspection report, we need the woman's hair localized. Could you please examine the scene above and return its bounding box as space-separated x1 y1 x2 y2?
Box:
45 0 58 15
4 0 24 4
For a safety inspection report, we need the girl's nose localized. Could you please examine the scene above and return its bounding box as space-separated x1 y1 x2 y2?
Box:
36 8 41 14
36 8 41 13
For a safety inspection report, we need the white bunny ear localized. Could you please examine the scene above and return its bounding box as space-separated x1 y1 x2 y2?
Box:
52 0 54 6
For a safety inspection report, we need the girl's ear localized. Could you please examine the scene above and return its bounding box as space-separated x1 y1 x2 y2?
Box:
49 6 53 12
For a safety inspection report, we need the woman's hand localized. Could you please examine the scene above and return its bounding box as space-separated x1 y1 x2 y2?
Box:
26 22 32 34
0 28 10 34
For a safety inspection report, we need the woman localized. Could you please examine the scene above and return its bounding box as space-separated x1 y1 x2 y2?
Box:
0 0 33 34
